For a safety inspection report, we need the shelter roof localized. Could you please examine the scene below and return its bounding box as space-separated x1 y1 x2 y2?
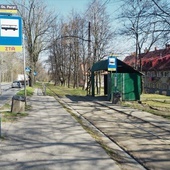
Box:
91 58 142 75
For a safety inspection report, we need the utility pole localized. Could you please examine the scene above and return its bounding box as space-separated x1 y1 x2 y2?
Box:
87 22 91 95
88 22 91 67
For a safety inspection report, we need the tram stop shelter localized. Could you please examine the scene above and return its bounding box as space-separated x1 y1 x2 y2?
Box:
90 57 143 102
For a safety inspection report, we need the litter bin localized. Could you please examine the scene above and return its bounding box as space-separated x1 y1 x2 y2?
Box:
112 92 121 104
11 95 26 113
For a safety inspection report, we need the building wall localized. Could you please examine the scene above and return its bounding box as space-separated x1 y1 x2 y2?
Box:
143 71 170 95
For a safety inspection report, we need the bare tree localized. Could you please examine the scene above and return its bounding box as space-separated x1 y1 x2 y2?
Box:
47 0 114 91
11 0 56 86
118 0 163 71
85 0 114 94
86 0 114 63
149 0 170 44
47 12 88 89
47 20 71 87
36 61 49 82
68 14 84 88
1 53 23 82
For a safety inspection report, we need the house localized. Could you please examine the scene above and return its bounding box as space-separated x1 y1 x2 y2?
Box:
124 44 170 96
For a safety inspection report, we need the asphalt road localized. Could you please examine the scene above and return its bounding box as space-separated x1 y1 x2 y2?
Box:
0 82 22 107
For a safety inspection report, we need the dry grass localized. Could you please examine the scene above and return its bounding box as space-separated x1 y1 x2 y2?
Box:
41 83 170 119
122 93 170 119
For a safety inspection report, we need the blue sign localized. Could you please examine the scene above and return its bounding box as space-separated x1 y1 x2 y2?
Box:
108 56 117 71
0 15 22 52
34 71 37 76
25 67 31 72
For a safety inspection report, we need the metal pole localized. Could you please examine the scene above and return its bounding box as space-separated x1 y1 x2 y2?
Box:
23 34 27 101
0 112 1 138
0 55 2 95
0 54 1 137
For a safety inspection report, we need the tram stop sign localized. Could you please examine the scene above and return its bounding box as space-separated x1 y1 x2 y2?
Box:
108 56 117 71
0 15 22 52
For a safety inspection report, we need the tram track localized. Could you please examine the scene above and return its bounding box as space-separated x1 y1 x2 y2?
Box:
64 96 170 170
47 87 170 170
73 103 150 170
80 96 170 145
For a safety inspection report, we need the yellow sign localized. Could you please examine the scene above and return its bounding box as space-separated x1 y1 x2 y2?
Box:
0 46 22 52
0 4 18 14
0 9 18 14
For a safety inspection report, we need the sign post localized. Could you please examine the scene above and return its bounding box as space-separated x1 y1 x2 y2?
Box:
108 56 118 103
23 34 27 100
0 4 22 138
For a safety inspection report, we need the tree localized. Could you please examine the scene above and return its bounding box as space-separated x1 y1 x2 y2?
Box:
118 0 163 71
47 0 114 92
149 0 170 44
86 0 114 63
47 12 89 89
1 53 23 82
85 0 114 94
36 61 49 82
11 0 56 86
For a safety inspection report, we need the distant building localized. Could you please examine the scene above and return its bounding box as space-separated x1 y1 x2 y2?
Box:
124 44 170 96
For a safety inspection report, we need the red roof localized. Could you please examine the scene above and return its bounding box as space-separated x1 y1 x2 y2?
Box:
124 47 170 71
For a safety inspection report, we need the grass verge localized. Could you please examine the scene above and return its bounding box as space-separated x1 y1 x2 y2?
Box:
0 103 10 110
0 86 34 122
122 93 170 119
1 111 28 122
45 84 87 97
16 86 34 96
46 84 170 119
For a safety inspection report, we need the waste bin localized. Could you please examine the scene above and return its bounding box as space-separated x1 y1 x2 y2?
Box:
11 95 26 113
112 92 121 104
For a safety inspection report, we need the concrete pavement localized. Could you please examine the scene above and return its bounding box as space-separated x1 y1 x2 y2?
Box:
60 95 170 170
1 88 169 170
0 89 120 170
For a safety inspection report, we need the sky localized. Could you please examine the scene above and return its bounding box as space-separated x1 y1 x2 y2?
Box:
0 0 121 17
44 0 91 16
0 0 95 17
0 0 126 59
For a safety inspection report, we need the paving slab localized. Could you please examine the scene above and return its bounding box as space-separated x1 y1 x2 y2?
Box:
0 94 120 170
60 95 170 170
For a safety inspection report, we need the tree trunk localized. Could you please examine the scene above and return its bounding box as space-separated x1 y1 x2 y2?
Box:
29 55 34 87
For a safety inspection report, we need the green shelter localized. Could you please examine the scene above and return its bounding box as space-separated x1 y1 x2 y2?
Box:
90 58 143 101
